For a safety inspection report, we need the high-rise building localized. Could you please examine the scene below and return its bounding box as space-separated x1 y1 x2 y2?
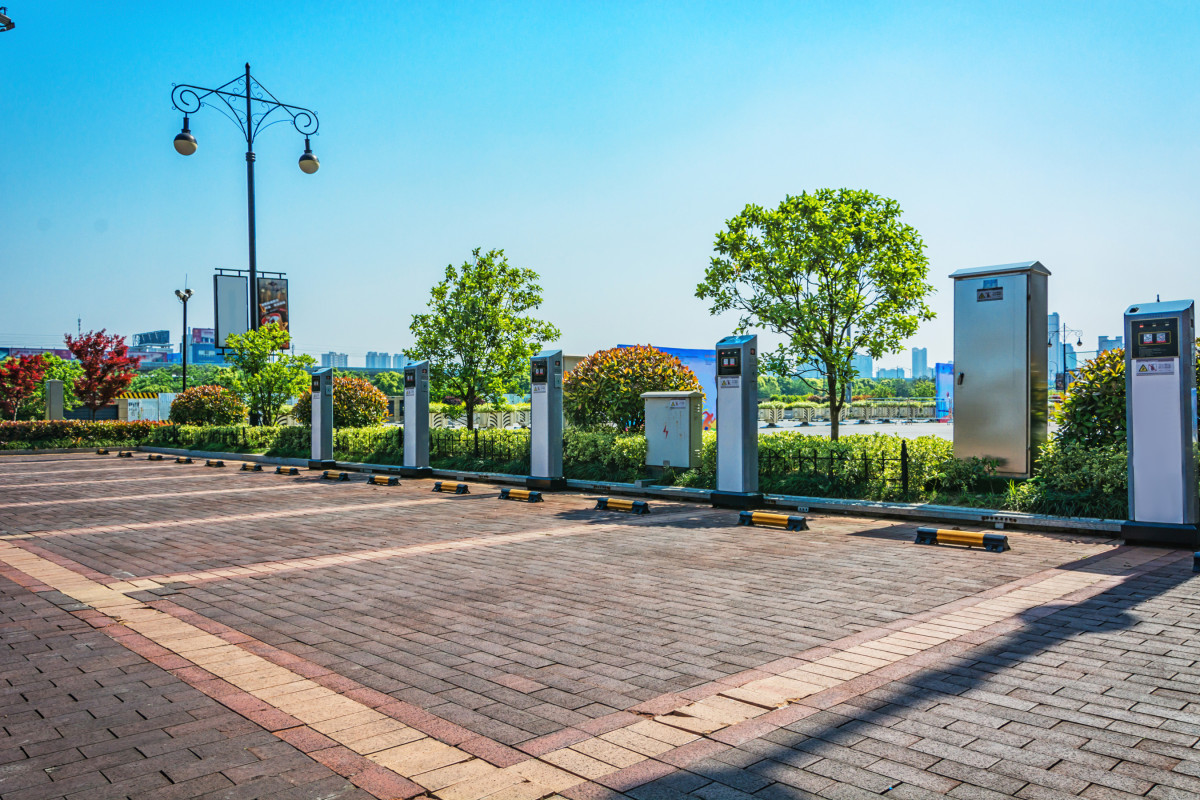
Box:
1048 312 1062 380
1098 335 1123 353
851 353 873 379
365 351 391 369
911 347 928 380
321 352 348 368
876 367 906 380
391 354 409 369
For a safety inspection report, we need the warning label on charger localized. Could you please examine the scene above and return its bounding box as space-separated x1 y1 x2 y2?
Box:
1135 358 1174 376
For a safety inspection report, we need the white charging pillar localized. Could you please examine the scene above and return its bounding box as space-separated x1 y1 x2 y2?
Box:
309 367 334 469
711 334 761 508
402 360 431 477
528 349 565 490
1123 300 1198 546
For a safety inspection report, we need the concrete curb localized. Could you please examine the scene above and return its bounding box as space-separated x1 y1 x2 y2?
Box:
0 447 108 456
44 445 1124 536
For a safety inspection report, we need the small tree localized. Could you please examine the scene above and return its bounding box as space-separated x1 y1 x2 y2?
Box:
0 354 48 421
64 330 141 420
407 248 560 430
169 385 248 425
292 376 388 428
371 371 404 396
696 189 934 440
15 354 84 420
221 324 316 425
564 345 703 430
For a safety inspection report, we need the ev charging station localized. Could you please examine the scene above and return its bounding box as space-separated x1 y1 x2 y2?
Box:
1122 300 1199 546
528 349 565 490
401 360 432 477
309 367 334 469
711 334 761 508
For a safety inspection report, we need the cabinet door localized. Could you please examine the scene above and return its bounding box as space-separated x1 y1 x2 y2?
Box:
953 273 1029 476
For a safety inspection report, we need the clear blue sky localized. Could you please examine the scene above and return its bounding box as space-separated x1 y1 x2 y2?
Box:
2 1 1198 370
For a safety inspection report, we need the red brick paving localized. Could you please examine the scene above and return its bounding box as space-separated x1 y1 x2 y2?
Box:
3 452 1200 799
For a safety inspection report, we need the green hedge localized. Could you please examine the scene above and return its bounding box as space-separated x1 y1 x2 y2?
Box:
0 420 167 450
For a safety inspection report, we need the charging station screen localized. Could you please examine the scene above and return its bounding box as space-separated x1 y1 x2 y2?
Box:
404 370 416 389
716 349 741 376
532 359 548 383
1132 318 1179 358
311 376 321 394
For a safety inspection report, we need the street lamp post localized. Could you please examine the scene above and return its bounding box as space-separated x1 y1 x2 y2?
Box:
170 63 319 330
175 289 193 391
1048 322 1083 390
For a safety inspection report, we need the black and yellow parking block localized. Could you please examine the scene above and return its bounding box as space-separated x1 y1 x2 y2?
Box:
205 459 225 468
369 475 400 486
275 466 299 475
595 497 650 515
499 487 542 503
96 448 109 455
176 456 193 464
147 454 165 461
738 510 809 531
117 451 133 458
432 481 470 494
240 463 263 472
322 470 350 481
915 527 1009 552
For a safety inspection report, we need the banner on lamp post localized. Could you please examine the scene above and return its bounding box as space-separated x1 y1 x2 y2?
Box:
256 277 289 332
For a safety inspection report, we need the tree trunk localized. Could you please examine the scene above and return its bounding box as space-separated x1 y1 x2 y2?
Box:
827 371 840 441
465 396 475 431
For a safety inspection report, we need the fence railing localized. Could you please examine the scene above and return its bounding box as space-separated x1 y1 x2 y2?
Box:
759 440 921 497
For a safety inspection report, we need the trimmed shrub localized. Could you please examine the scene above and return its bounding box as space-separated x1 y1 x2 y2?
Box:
169 385 247 426
1006 439 1130 518
565 345 703 431
292 376 389 428
0 420 165 450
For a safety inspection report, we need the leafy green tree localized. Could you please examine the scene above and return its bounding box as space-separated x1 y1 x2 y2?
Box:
16 354 84 420
757 375 782 399
407 248 560 430
221 324 316 425
697 189 934 439
912 378 935 397
371 371 404 396
564 345 703 431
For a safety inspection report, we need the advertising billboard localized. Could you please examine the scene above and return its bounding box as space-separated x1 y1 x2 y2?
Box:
133 330 171 346
191 327 215 345
214 274 249 348
620 345 717 430
257 278 289 331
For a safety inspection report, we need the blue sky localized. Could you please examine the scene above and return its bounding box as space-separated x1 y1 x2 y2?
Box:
2 1 1199 370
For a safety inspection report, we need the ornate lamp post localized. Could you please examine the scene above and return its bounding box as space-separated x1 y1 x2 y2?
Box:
170 64 319 330
175 289 193 391
1048 322 1083 391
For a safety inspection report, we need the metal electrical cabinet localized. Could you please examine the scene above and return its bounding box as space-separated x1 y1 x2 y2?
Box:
402 360 431 477
641 391 703 469
950 261 1049 478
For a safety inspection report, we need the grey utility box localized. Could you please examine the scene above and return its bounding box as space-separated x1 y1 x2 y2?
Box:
642 391 703 470
44 380 64 421
950 261 1049 478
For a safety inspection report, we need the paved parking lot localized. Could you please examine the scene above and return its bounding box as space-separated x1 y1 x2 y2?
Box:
1 452 1197 800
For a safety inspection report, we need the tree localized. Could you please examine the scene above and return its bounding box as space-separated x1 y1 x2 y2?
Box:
696 189 933 439
292 376 388 428
64 330 141 420
15 354 84 420
370 371 404 396
407 248 560 430
564 345 703 430
912 378 935 397
221 324 316 425
0 354 48 421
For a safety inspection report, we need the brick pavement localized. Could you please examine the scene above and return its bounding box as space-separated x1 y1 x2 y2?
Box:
2 452 1199 799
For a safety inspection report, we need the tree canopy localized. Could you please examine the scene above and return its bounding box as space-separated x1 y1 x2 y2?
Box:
696 189 933 439
221 324 316 425
407 248 559 429
64 330 141 420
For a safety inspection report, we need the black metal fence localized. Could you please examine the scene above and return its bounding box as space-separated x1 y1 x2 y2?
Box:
759 440 922 497
430 429 531 471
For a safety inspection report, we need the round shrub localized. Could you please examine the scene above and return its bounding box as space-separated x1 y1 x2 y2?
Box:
169 385 247 425
292 376 388 428
564 345 703 431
